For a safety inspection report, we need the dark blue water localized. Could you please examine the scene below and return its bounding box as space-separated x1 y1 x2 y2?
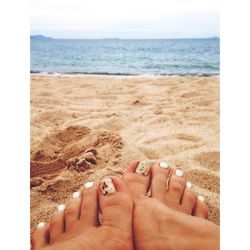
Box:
30 39 219 76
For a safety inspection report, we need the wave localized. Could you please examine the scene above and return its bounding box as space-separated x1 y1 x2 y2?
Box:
30 70 219 77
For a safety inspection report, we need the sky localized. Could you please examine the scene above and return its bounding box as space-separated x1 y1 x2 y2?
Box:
31 0 219 39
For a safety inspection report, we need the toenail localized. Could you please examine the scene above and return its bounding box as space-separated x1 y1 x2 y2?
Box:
159 161 169 169
37 222 45 228
72 191 80 199
175 169 184 177
135 160 151 176
100 178 116 196
186 181 192 188
197 195 205 202
84 181 94 189
58 204 66 211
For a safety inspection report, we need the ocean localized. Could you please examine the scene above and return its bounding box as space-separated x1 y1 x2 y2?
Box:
30 38 219 76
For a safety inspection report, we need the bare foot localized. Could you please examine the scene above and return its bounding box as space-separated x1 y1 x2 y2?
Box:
122 160 220 250
31 177 133 250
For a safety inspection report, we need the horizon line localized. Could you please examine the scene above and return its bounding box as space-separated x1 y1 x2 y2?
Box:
31 35 220 40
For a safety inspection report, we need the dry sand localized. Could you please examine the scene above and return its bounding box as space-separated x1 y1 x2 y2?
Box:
30 75 220 233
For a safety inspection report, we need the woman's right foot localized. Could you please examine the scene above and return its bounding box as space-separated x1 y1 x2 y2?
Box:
31 177 133 250
122 160 220 250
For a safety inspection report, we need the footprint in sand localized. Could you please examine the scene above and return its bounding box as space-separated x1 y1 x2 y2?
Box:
181 91 202 99
139 133 203 159
193 100 212 107
186 170 220 193
174 133 202 142
194 151 220 171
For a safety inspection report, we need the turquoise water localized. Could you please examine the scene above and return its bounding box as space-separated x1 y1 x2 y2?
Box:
31 38 219 76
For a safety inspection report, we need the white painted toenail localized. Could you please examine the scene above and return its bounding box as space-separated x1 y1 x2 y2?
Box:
72 191 80 199
175 169 184 177
100 178 116 195
198 195 205 202
186 181 192 188
58 204 66 211
84 181 94 189
160 161 169 169
135 160 151 176
37 222 45 228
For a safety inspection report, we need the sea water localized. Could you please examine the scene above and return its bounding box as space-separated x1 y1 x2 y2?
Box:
31 38 219 76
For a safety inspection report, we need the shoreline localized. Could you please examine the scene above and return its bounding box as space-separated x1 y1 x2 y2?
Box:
30 72 220 78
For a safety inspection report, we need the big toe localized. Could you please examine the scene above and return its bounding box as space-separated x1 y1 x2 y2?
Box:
98 176 133 234
122 160 152 199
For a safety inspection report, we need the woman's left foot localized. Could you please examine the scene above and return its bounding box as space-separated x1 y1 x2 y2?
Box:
31 177 133 250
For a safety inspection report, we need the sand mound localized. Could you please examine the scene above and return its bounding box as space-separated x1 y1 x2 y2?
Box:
30 125 123 177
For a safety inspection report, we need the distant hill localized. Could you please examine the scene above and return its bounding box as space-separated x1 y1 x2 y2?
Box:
30 35 53 40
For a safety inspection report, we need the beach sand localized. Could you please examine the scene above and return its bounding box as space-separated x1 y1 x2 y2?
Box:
30 75 220 233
